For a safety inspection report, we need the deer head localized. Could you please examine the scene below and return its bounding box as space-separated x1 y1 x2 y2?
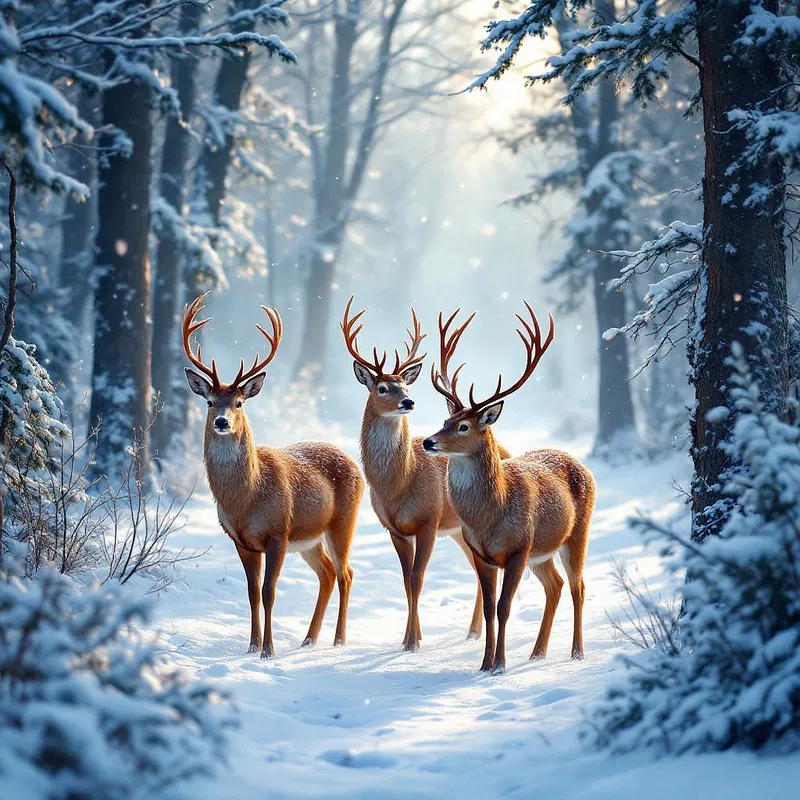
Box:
340 295 427 418
423 302 554 457
182 292 282 438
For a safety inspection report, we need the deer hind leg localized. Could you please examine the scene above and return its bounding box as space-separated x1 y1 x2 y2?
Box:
300 542 336 647
451 530 483 640
390 532 415 649
235 544 263 653
530 559 564 660
324 509 356 647
561 536 588 661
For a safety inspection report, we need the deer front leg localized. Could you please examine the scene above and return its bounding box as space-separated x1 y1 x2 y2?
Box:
260 537 287 660
474 556 498 672
390 532 415 648
235 544 264 653
406 525 436 652
493 549 529 674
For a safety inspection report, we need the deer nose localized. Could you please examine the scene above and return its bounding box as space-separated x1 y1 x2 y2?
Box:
422 437 436 452
214 416 229 431
400 398 414 411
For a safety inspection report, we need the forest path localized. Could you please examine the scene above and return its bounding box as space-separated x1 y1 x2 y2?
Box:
156 436 794 799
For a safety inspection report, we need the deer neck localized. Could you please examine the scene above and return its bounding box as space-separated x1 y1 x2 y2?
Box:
203 415 260 515
360 404 415 496
446 430 506 531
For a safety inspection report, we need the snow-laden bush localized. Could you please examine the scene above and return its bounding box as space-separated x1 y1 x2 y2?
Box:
0 542 232 799
589 342 800 754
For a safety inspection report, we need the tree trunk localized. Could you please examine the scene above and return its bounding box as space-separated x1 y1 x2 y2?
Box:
56 91 99 394
150 2 202 459
691 0 787 540
88 74 153 478
294 8 358 379
558 2 637 454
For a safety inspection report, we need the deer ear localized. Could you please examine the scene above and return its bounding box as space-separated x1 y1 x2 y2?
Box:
353 361 375 389
478 401 504 429
240 372 266 400
185 368 212 399
400 362 423 385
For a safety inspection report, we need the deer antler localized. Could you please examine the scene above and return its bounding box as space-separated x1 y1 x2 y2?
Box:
341 295 425 377
430 308 475 412
392 306 427 374
182 293 283 388
182 291 220 387
230 305 283 387
467 301 554 411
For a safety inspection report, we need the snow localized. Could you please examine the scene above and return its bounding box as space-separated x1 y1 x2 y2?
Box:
141 427 800 798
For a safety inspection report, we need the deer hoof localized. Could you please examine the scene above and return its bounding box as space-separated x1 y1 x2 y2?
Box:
403 640 420 652
530 651 545 661
300 637 314 648
247 644 260 654
491 662 505 676
466 630 481 641
479 658 494 672
571 650 584 661
260 647 273 660
334 638 345 647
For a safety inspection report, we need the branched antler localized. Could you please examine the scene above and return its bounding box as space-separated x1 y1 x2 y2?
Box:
431 302 554 414
430 309 475 412
182 293 283 387
341 295 426 377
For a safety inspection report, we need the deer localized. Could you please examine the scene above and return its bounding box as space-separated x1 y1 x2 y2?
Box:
340 296 509 651
423 303 596 674
182 292 364 659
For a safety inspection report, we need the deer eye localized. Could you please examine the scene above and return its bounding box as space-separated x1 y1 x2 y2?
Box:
377 385 387 396
207 400 213 408
458 423 469 433
236 400 243 408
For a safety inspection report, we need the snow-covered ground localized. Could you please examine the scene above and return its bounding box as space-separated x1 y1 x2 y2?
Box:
154 429 800 799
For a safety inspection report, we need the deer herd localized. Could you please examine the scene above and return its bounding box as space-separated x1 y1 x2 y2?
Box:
183 292 596 674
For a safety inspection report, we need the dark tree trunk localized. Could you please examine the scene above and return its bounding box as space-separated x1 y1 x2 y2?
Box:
558 2 637 455
691 0 787 540
150 2 202 459
56 91 99 394
89 74 153 478
294 9 357 379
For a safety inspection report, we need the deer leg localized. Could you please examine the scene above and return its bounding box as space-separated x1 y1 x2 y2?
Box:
235 544 263 653
324 517 356 646
474 556 498 672
530 559 564 660
493 549 529 674
406 526 436 652
451 530 483 640
390 532 415 649
560 544 587 660
260 537 287 660
300 542 336 647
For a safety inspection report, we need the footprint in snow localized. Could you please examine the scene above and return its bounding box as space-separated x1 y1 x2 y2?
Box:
318 749 396 769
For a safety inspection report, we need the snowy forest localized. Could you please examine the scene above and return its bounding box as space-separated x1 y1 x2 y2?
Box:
1 0 800 796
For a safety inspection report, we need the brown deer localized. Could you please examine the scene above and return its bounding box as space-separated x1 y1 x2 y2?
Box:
423 303 595 673
182 292 364 659
340 296 509 651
